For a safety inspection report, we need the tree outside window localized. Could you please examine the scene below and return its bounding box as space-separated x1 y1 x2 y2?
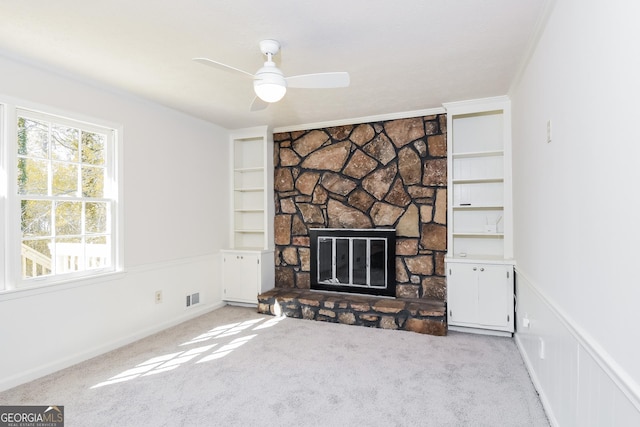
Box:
17 112 114 279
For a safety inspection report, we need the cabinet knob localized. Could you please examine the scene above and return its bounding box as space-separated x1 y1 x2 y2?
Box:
473 267 477 271
480 267 484 272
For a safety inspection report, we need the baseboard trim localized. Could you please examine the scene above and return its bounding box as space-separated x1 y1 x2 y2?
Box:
0 301 225 392
515 268 640 413
449 325 512 337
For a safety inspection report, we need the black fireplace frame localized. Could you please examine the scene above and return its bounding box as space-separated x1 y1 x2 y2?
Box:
309 228 396 297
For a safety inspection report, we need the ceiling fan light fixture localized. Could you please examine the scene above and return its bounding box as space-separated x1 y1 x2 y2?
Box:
254 80 287 103
253 63 287 103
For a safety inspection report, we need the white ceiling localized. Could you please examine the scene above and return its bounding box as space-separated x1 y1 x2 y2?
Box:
0 0 548 130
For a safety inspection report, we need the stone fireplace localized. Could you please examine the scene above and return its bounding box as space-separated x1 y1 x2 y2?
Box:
310 228 396 297
273 114 448 303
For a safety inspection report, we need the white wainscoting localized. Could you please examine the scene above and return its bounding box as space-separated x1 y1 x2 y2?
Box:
515 270 640 426
0 253 224 392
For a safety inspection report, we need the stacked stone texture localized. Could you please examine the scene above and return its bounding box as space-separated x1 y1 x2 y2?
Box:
274 115 448 302
258 288 446 336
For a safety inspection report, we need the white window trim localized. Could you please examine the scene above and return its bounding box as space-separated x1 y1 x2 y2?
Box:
0 104 6 290
0 98 124 292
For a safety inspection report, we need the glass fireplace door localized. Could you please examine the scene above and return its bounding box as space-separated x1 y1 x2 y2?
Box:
315 236 387 288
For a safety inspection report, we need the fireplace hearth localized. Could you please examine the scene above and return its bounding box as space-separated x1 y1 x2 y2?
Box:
310 228 396 297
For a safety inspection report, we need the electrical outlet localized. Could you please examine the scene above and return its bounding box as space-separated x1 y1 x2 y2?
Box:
522 314 531 329
155 290 162 304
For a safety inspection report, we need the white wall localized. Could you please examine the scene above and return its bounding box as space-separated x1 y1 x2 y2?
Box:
0 54 230 391
511 0 640 424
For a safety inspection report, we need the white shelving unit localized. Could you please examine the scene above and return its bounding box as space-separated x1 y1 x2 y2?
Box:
222 126 274 304
231 128 273 250
443 97 514 335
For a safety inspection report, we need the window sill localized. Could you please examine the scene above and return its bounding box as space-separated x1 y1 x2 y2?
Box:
0 270 127 302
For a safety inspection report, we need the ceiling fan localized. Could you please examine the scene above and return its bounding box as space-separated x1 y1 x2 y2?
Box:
193 39 350 111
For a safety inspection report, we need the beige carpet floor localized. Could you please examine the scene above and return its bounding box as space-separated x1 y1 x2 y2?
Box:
0 305 548 426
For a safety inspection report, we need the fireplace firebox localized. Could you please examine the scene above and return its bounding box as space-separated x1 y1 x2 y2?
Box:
309 228 396 297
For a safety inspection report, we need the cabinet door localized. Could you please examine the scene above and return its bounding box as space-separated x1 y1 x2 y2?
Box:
223 253 259 302
477 265 512 328
447 264 479 325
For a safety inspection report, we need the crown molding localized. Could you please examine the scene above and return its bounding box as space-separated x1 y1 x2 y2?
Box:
273 106 445 133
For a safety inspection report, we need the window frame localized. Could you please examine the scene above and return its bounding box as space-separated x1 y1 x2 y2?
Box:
1 100 124 292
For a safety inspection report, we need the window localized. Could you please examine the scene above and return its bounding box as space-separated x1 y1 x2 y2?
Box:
2 106 121 289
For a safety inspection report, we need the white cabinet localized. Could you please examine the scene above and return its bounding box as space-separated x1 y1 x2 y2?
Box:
443 97 514 335
222 126 275 305
447 261 514 335
221 249 274 304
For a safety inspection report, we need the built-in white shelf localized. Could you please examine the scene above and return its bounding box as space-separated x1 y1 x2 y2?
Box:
452 150 504 159
452 232 504 238
445 98 512 261
223 126 275 305
452 205 504 210
452 177 504 184
444 97 514 336
235 167 265 172
234 187 265 192
229 127 273 250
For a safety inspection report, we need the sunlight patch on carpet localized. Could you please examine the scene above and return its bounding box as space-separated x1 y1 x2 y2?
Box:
90 317 273 389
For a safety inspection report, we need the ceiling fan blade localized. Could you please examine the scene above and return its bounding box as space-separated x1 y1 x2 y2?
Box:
286 72 350 89
250 96 269 112
192 57 254 78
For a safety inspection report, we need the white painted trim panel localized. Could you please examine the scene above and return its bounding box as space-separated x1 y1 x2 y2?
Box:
515 269 640 426
0 253 225 392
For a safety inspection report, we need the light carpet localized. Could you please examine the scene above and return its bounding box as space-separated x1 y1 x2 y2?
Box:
0 305 548 426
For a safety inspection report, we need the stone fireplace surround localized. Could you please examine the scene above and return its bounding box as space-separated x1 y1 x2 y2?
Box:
271 114 448 300
258 115 448 335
